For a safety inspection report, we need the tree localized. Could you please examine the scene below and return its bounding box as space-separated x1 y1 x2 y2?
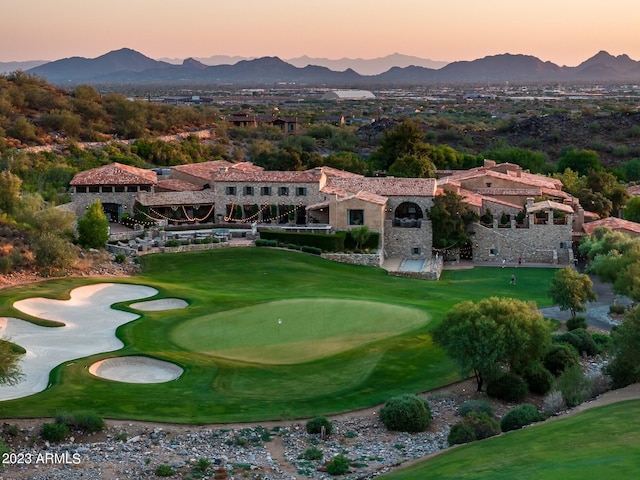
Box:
0 170 22 216
432 297 551 391
388 154 436 178
557 148 602 176
33 231 76 275
427 190 478 250
548 267 597 317
607 305 640 387
624 196 640 223
77 200 109 249
0 339 23 386
370 119 428 171
350 225 371 251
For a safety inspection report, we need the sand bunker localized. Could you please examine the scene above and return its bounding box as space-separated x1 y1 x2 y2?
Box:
129 298 188 311
89 356 183 383
0 283 187 401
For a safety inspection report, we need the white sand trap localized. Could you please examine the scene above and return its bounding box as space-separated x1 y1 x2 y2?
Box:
129 298 188 311
89 356 183 383
0 283 159 401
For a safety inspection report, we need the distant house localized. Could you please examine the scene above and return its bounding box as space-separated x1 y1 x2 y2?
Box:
321 90 375 100
583 217 640 238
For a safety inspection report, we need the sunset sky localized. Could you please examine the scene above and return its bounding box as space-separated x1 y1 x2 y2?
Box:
3 0 639 65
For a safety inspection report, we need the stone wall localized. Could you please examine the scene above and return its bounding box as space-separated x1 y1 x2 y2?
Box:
321 251 383 268
471 222 572 264
384 219 433 259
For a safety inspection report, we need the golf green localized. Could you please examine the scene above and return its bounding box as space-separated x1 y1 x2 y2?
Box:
171 299 430 364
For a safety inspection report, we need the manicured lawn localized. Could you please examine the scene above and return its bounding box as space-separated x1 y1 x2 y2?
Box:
0 249 557 423
381 400 640 480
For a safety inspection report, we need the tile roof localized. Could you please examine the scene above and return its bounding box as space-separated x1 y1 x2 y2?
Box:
527 200 575 214
583 217 640 235
136 190 216 207
171 161 235 181
338 190 388 206
156 179 203 192
326 177 437 197
627 185 640 196
213 169 324 183
70 163 157 186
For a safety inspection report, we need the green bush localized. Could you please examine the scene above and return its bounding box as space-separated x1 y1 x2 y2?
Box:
255 238 278 247
379 394 432 433
457 400 493 418
556 364 593 408
114 253 127 264
591 332 612 353
300 447 323 461
609 304 626 315
306 416 333 436
500 404 545 432
522 362 554 395
566 316 587 331
56 411 105 433
194 457 211 474
447 421 477 445
486 372 528 403
326 454 350 476
571 328 600 356
301 245 322 255
155 464 175 476
260 230 345 251
451 412 501 442
41 422 69 442
165 239 180 247
544 343 580 376
466 412 501 439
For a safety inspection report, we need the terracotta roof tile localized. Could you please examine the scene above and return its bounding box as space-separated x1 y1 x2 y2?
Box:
326 177 437 197
583 217 640 235
136 190 216 207
70 163 157 186
156 179 203 192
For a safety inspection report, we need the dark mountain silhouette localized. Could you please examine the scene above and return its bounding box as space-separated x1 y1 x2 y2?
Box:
25 48 640 85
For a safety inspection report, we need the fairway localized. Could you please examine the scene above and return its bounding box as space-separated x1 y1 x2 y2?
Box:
171 299 430 364
0 248 557 423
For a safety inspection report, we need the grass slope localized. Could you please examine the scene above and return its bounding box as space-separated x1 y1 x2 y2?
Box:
382 400 640 480
0 249 556 423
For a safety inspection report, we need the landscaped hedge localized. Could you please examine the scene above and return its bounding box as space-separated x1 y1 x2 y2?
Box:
342 230 380 250
259 230 346 252
379 394 431 433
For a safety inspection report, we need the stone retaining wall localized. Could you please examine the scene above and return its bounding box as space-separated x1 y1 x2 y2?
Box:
321 251 383 267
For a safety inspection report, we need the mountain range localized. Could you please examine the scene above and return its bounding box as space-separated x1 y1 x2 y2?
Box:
10 49 640 86
158 53 448 75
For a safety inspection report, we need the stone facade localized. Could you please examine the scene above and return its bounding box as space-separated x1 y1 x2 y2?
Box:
471 222 573 264
321 251 383 268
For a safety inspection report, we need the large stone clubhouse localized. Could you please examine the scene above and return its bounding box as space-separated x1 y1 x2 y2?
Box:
67 159 592 273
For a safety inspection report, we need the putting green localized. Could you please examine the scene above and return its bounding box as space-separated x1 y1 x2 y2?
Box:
171 298 430 364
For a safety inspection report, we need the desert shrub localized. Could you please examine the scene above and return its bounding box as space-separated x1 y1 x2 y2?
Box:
486 372 528 403
556 364 593 407
457 399 493 418
569 328 600 356
165 239 180 247
609 304 626 315
544 343 580 376
589 372 612 396
500 404 545 432
114 253 127 264
566 316 587 331
306 416 333 436
591 332 612 353
447 421 477 445
522 362 554 395
326 454 350 475
56 411 105 433
379 394 431 433
542 390 566 415
41 422 69 442
463 412 501 440
300 447 323 461
155 464 175 476
194 457 211 474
